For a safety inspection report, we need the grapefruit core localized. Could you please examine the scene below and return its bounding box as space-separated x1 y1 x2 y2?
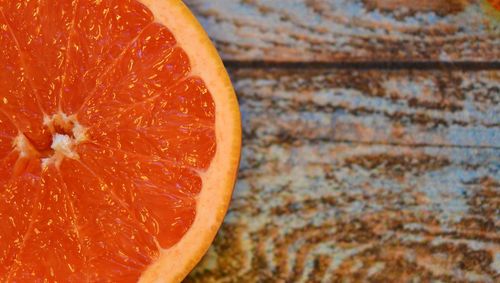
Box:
0 0 241 282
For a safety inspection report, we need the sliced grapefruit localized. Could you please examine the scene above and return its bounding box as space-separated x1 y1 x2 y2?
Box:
486 0 500 10
0 0 241 282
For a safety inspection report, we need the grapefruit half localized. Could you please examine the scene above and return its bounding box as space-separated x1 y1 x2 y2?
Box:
0 0 241 282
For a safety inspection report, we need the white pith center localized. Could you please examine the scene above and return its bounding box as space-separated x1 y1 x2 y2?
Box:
42 113 87 168
14 112 87 168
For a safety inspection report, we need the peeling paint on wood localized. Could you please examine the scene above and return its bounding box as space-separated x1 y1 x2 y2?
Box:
184 0 500 62
187 141 500 282
182 0 500 281
232 68 499 147
363 0 471 14
186 68 500 282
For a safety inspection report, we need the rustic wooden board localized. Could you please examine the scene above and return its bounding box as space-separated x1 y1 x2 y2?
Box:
185 68 500 282
187 143 500 282
232 68 499 148
184 0 500 62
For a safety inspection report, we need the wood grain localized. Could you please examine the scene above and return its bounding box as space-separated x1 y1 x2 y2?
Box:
185 68 500 282
186 143 500 282
183 0 500 62
180 1 500 280
232 68 499 148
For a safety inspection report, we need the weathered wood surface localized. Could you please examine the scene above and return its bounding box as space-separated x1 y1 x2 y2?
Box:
184 0 500 62
233 68 499 147
186 69 500 282
181 0 500 281
187 142 500 282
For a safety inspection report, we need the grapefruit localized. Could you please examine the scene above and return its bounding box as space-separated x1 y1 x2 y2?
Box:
486 0 500 10
0 0 241 282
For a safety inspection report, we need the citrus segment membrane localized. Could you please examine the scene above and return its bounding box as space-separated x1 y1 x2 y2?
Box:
4 168 82 282
0 111 17 159
0 0 75 114
0 173 42 278
0 0 221 281
59 158 160 281
60 0 156 114
0 7 51 151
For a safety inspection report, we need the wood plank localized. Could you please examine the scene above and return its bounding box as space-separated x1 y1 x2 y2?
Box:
185 67 500 282
187 141 500 282
184 0 500 62
233 68 499 148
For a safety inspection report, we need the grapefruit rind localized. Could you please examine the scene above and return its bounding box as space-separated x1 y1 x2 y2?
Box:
1 0 239 281
137 0 241 282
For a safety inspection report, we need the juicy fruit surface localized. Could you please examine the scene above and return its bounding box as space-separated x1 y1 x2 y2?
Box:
0 0 216 281
486 0 500 10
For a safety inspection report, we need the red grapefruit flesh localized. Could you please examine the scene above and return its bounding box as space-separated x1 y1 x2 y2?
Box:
0 0 241 282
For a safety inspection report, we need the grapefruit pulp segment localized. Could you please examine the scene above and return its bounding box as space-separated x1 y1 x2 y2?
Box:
0 0 75 114
0 0 241 282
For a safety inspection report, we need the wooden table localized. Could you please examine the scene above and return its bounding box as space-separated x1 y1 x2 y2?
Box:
184 0 500 282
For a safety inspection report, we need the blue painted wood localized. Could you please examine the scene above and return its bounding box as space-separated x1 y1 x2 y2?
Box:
233 68 499 148
186 68 500 282
185 0 500 62
183 1 500 281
